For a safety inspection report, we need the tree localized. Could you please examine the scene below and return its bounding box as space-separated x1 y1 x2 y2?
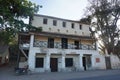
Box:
87 0 120 58
114 41 120 58
80 15 92 24
0 0 41 45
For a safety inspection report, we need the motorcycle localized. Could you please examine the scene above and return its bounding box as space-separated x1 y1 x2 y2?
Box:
15 67 28 75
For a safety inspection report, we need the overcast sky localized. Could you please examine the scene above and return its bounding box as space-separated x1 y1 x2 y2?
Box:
30 0 88 20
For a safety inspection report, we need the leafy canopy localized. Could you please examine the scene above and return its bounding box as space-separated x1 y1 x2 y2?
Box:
87 0 120 56
0 0 41 45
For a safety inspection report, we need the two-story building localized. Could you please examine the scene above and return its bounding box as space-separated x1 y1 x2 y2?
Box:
18 14 109 72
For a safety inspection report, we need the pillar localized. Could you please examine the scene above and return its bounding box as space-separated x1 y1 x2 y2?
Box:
28 34 35 71
30 34 34 48
45 53 50 72
78 54 84 71
91 55 95 70
61 54 65 72
28 51 35 72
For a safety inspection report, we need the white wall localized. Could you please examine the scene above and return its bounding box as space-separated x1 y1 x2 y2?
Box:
31 15 90 36
110 54 120 69
28 46 106 71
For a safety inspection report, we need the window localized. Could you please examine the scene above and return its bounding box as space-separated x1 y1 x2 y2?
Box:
96 58 100 63
61 38 68 49
43 18 47 24
62 22 66 27
53 20 57 26
48 38 54 48
35 58 44 68
71 23 74 29
65 58 73 67
79 25 82 30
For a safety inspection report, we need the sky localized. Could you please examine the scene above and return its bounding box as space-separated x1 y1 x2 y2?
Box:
30 0 88 21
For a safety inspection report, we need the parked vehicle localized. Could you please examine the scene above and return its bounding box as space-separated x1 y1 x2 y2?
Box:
15 67 28 75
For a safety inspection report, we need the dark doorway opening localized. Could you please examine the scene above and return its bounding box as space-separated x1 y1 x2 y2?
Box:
83 57 86 70
105 57 111 69
48 38 54 48
61 38 68 49
50 58 58 72
82 55 92 71
74 41 79 49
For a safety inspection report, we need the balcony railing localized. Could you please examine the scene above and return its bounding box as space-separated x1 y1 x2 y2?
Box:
33 41 96 50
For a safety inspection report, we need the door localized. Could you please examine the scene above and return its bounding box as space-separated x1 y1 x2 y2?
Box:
74 41 79 49
50 58 58 72
82 57 86 70
48 38 54 48
105 57 111 69
82 55 92 70
61 38 68 49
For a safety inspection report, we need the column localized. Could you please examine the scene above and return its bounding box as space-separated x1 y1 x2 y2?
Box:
78 54 84 71
91 55 95 70
30 34 34 48
45 53 50 72
61 54 65 72
28 34 35 71
28 51 35 72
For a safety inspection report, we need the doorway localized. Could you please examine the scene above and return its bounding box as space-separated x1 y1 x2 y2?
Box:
82 57 86 70
82 55 92 70
50 58 58 72
105 57 111 69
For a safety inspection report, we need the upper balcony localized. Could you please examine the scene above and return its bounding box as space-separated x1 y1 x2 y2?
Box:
33 41 96 50
19 32 97 51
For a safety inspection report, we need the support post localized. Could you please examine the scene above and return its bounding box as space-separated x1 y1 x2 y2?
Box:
45 53 50 72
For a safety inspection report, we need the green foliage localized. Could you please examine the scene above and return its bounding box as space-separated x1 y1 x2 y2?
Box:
0 0 40 45
0 28 14 45
80 15 92 24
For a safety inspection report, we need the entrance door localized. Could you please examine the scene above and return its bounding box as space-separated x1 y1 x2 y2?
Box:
82 55 92 70
74 41 79 49
82 57 86 70
105 57 111 69
50 58 58 72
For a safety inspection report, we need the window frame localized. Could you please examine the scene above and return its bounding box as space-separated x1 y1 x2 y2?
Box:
71 23 74 29
62 22 66 27
43 18 47 24
53 20 57 26
65 58 73 67
79 24 82 30
35 57 44 68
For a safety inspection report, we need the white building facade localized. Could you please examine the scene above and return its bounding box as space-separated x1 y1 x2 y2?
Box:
19 14 120 73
